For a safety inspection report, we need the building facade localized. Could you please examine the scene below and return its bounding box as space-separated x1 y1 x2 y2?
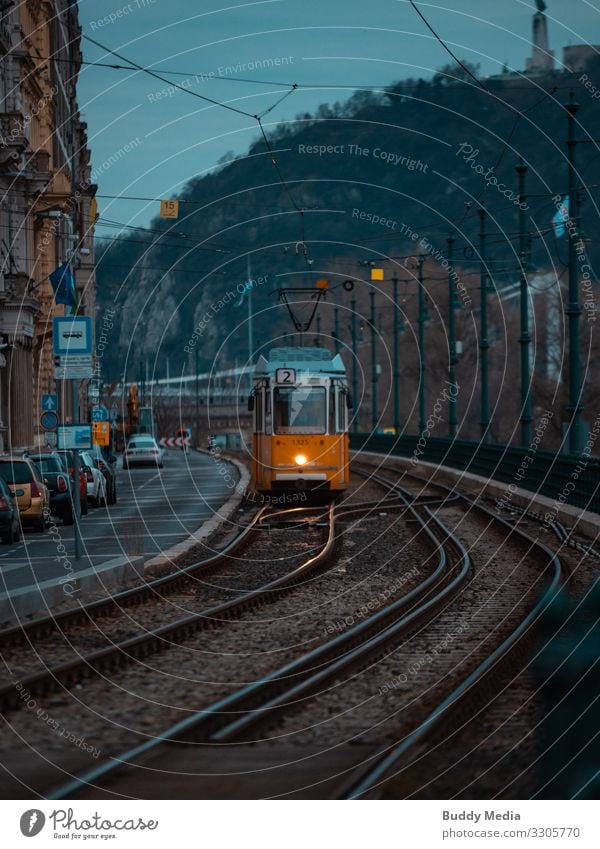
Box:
0 0 95 451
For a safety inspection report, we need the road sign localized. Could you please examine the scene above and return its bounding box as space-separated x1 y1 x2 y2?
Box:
91 405 108 422
57 424 92 450
41 394 58 411
53 316 93 356
109 404 118 422
54 354 93 380
40 410 59 431
44 431 58 448
160 199 179 219
92 421 110 446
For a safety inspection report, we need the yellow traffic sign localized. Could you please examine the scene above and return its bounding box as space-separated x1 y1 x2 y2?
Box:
370 268 384 281
92 421 110 446
160 200 179 219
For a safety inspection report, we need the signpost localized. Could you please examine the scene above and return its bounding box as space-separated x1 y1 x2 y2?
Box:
92 421 110 446
40 410 59 431
41 394 58 411
160 199 179 219
57 424 92 450
91 406 108 422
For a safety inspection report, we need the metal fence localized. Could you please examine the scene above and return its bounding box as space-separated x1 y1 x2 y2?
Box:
350 434 600 515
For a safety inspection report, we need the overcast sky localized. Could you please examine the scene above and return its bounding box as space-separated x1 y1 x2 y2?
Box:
76 0 600 231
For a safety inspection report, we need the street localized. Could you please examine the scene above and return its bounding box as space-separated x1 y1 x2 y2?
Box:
0 450 236 595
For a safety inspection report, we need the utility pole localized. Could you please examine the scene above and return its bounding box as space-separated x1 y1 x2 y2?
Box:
418 255 426 434
447 237 458 438
516 159 532 447
479 208 491 443
195 345 199 436
392 271 401 434
334 305 340 354
351 295 358 432
566 92 582 455
247 254 254 364
370 289 377 431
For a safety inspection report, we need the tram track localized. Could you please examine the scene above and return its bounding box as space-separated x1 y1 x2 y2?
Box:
45 479 472 799
337 464 564 799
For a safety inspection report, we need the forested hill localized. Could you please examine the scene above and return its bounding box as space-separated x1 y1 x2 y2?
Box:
95 57 600 381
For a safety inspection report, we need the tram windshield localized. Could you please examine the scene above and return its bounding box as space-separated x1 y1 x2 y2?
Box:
274 387 327 434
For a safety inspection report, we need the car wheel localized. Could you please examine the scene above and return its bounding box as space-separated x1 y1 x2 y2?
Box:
81 496 88 516
13 522 20 543
112 483 117 505
62 511 74 526
34 515 45 533
1 526 13 544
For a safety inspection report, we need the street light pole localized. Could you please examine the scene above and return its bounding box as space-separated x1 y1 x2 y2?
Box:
566 92 582 455
370 289 377 431
392 271 401 434
351 294 358 432
417 255 426 434
479 208 491 443
516 159 532 447
447 237 457 438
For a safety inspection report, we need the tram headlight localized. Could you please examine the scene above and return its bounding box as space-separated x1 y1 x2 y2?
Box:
295 454 307 466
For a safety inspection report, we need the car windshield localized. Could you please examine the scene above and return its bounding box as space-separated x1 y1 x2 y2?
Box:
32 457 61 473
0 461 33 484
273 387 327 434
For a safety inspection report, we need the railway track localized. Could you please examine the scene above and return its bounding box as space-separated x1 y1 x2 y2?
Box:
46 478 472 799
0 490 415 711
2 467 564 799
338 464 564 799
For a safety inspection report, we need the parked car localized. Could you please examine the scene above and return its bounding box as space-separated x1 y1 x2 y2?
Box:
79 451 107 507
30 453 76 525
0 475 20 544
0 456 49 532
86 444 118 505
123 435 164 468
54 450 89 516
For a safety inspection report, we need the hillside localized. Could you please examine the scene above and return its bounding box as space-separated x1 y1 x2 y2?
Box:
95 58 600 441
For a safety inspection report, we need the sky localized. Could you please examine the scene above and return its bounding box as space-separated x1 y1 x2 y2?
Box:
75 0 600 232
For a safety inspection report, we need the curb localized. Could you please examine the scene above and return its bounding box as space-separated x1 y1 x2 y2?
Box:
0 555 145 625
352 450 600 541
143 452 250 577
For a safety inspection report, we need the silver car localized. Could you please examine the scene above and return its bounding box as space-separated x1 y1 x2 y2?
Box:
123 435 164 469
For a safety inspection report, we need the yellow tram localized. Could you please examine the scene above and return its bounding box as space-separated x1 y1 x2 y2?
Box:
249 347 351 496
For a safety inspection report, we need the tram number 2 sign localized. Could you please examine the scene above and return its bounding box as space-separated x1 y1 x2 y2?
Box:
276 368 296 384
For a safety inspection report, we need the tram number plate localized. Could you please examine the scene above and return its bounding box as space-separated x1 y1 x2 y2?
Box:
276 368 296 384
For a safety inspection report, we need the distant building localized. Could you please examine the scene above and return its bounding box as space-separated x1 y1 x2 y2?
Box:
563 45 600 73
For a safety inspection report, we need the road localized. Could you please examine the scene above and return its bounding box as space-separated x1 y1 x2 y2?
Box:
0 450 237 594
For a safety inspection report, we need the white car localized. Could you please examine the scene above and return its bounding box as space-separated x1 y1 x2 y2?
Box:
79 452 108 507
123 435 164 469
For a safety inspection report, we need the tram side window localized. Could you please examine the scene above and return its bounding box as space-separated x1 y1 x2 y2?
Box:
255 389 263 433
329 387 336 434
338 390 347 433
274 387 326 434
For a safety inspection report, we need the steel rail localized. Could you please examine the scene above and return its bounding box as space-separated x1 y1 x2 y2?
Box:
49 485 470 799
340 465 564 799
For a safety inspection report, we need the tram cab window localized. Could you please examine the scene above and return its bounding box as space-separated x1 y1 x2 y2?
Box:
274 387 326 434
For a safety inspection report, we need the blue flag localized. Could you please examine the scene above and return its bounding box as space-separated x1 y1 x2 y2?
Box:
552 196 569 238
235 279 254 307
49 262 76 307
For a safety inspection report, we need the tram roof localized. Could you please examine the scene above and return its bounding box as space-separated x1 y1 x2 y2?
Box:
253 346 346 377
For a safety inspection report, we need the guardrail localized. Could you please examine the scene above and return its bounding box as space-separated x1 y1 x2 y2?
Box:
350 433 600 514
